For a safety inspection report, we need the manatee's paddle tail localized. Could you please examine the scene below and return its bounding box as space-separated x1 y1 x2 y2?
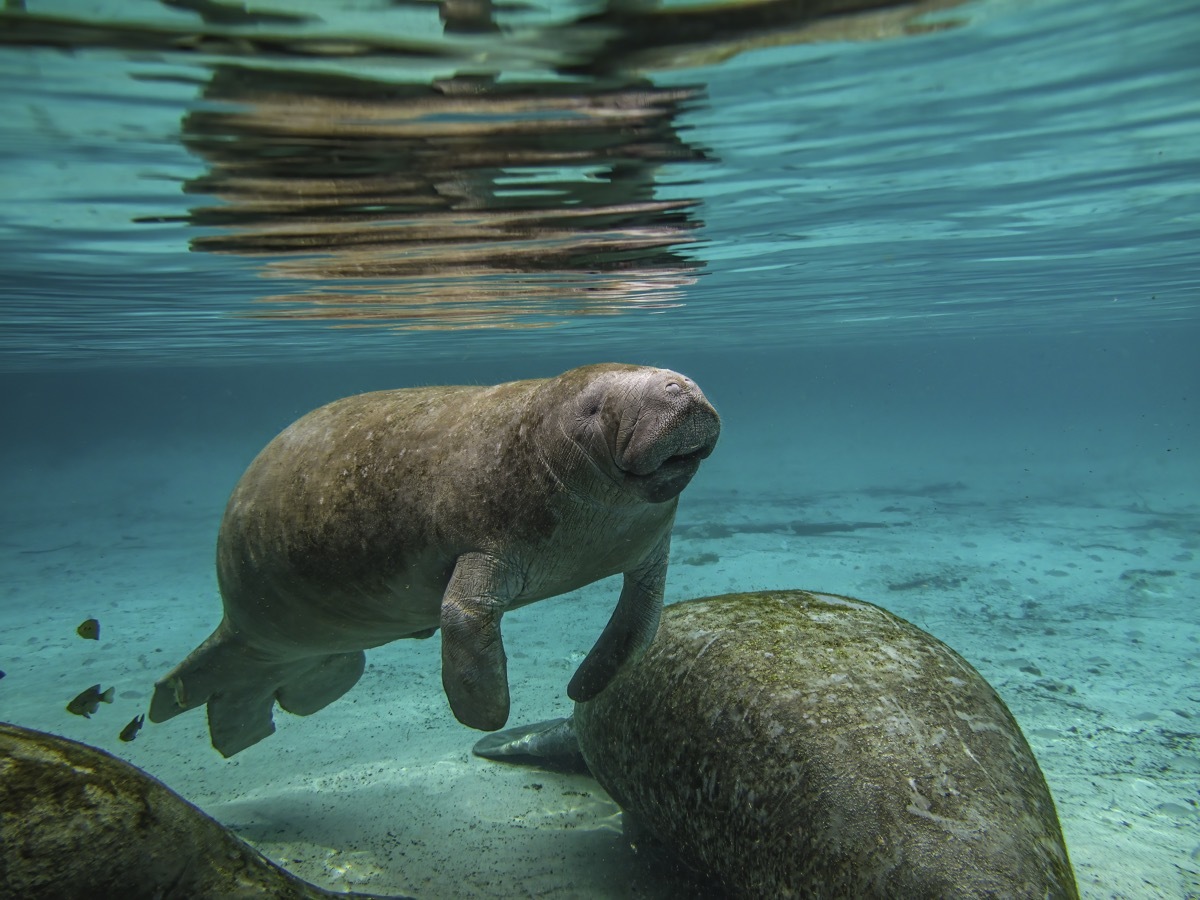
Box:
149 622 365 757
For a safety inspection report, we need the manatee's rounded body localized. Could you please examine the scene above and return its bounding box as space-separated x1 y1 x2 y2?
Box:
215 371 678 651
0 723 402 900
150 363 719 756
572 590 1078 899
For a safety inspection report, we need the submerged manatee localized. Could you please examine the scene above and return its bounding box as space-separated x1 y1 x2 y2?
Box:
475 590 1078 899
151 363 719 756
0 722 406 900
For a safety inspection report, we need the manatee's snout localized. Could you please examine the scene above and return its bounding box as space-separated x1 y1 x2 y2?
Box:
662 375 720 449
619 370 720 503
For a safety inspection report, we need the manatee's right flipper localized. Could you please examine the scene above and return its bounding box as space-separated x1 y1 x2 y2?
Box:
567 533 669 703
471 717 588 774
149 622 365 757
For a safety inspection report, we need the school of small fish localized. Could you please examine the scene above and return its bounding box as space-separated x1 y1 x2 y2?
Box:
14 618 150 742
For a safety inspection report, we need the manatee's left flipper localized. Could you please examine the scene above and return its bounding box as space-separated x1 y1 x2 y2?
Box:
567 532 669 703
472 717 588 773
440 551 521 731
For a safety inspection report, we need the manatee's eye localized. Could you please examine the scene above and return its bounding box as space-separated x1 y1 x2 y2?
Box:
578 383 605 419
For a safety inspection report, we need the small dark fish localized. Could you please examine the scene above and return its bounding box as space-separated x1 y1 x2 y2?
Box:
0 670 6 679
66 684 115 718
76 618 100 640
119 714 145 743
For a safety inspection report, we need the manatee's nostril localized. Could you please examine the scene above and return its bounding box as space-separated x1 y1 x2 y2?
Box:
664 379 684 395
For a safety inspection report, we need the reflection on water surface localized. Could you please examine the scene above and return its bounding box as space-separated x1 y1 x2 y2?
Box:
2 0 1195 367
180 68 710 327
2 0 963 332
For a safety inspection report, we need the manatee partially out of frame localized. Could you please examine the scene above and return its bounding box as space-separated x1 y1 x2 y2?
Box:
476 589 1079 899
0 722 407 900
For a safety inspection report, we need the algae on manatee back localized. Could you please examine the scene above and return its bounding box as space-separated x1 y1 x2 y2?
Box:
572 589 1079 898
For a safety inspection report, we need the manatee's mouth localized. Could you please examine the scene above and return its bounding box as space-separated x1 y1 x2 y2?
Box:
618 437 717 506
614 397 721 501
656 442 714 474
621 437 715 479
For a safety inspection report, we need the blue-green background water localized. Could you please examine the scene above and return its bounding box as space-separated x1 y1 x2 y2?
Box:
1 0 1198 896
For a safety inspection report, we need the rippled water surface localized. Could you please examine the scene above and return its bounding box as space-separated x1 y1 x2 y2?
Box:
3 0 1196 366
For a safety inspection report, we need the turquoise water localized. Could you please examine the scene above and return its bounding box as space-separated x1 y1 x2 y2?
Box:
1 0 1198 897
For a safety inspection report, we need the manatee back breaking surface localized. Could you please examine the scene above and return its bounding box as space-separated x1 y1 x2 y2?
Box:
572 590 1079 899
0 722 406 900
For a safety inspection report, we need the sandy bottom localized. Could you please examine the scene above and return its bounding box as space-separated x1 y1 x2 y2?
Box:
1 444 1197 899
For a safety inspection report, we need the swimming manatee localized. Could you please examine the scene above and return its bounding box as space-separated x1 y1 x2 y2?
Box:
150 363 719 756
475 589 1079 899
0 722 407 900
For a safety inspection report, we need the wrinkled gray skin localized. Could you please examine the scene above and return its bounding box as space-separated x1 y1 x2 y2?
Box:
0 723 406 900
150 364 720 757
475 590 1079 900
